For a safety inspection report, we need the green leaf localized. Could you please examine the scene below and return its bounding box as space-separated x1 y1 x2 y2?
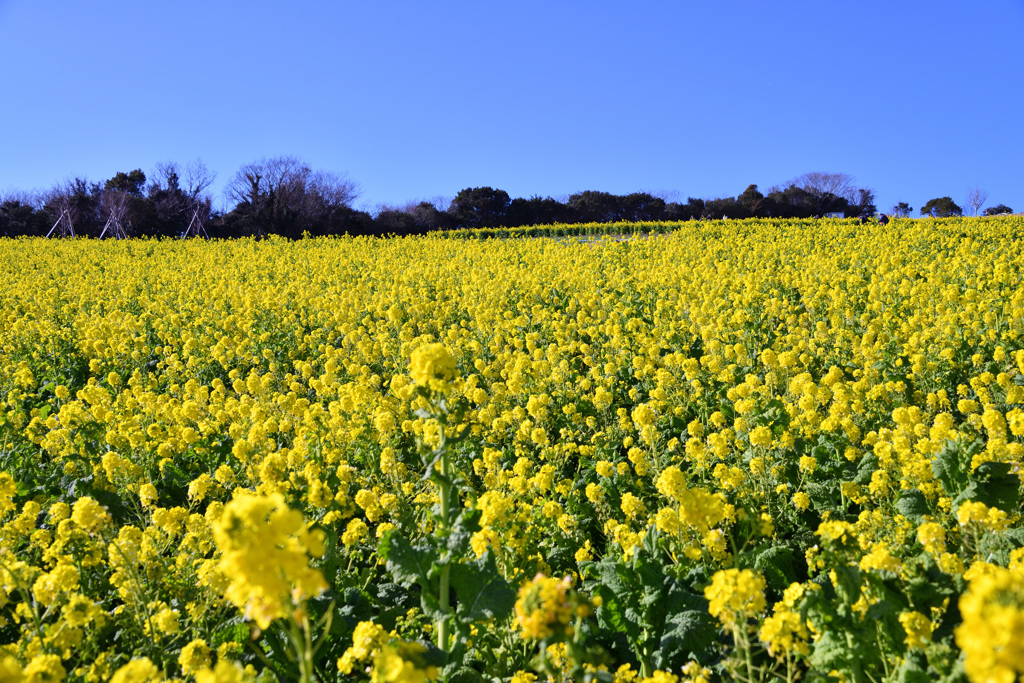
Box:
376 582 411 608
895 488 930 522
654 610 718 670
932 438 981 497
865 578 910 649
895 650 931 683
1004 527 1024 550
587 546 708 667
443 666 484 683
933 594 964 642
209 619 249 648
254 670 279 683
448 553 515 623
446 508 481 558
330 587 373 638
754 546 798 592
854 452 879 485
905 562 956 613
955 461 1021 512
379 531 441 618
931 439 962 495
635 552 669 622
406 640 446 672
805 481 839 513
594 590 641 647
808 629 850 672
588 560 643 645
830 565 862 606
383 534 436 587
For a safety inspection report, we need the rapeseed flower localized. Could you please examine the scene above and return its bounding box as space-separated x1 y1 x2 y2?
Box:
514 574 583 640
705 568 766 628
409 344 457 393
956 566 1024 683
212 492 326 628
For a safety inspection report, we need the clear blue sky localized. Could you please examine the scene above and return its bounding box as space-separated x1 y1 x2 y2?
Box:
1 0 1022 216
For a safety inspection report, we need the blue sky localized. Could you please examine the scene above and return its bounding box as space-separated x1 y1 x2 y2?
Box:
1 1 1021 216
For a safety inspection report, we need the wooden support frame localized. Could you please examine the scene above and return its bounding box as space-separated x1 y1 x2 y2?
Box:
46 209 76 238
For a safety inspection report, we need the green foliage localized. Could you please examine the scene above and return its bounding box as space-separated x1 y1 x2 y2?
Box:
583 528 718 674
104 169 147 197
379 530 442 618
753 546 798 593
447 553 516 623
957 461 1021 512
896 488 930 522
448 187 511 229
932 437 1022 511
931 438 977 498
920 196 963 218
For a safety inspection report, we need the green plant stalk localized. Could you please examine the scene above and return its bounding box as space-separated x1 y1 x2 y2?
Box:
874 623 891 681
737 625 755 683
107 537 161 666
302 614 316 683
437 446 451 655
640 652 653 679
638 629 654 678
289 617 317 683
845 630 865 683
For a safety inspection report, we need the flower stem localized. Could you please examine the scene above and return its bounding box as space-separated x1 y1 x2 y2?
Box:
437 447 451 655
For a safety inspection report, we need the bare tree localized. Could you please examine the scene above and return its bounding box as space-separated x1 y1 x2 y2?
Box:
651 189 682 204
225 161 265 208
966 186 988 216
404 202 438 228
43 180 78 224
152 161 182 190
225 156 359 236
183 159 216 201
226 156 307 207
404 200 450 231
790 171 858 214
1 188 42 208
794 172 857 200
150 162 190 220
305 169 359 222
427 195 452 213
379 197 449 220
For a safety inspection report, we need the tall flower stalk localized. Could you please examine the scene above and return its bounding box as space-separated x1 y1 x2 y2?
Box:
408 342 461 655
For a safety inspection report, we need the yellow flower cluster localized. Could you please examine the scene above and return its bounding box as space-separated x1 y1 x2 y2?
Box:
759 582 812 658
956 566 1024 683
408 343 457 393
704 568 766 628
899 611 933 650
339 621 440 683
0 216 1022 678
514 574 586 640
212 492 327 628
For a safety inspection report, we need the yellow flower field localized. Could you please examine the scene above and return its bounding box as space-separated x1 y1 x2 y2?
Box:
1 217 1023 683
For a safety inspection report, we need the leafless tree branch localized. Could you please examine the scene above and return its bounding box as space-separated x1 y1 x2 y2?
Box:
966 187 988 216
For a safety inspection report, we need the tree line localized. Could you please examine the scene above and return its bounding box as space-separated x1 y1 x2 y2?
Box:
0 157 1014 238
